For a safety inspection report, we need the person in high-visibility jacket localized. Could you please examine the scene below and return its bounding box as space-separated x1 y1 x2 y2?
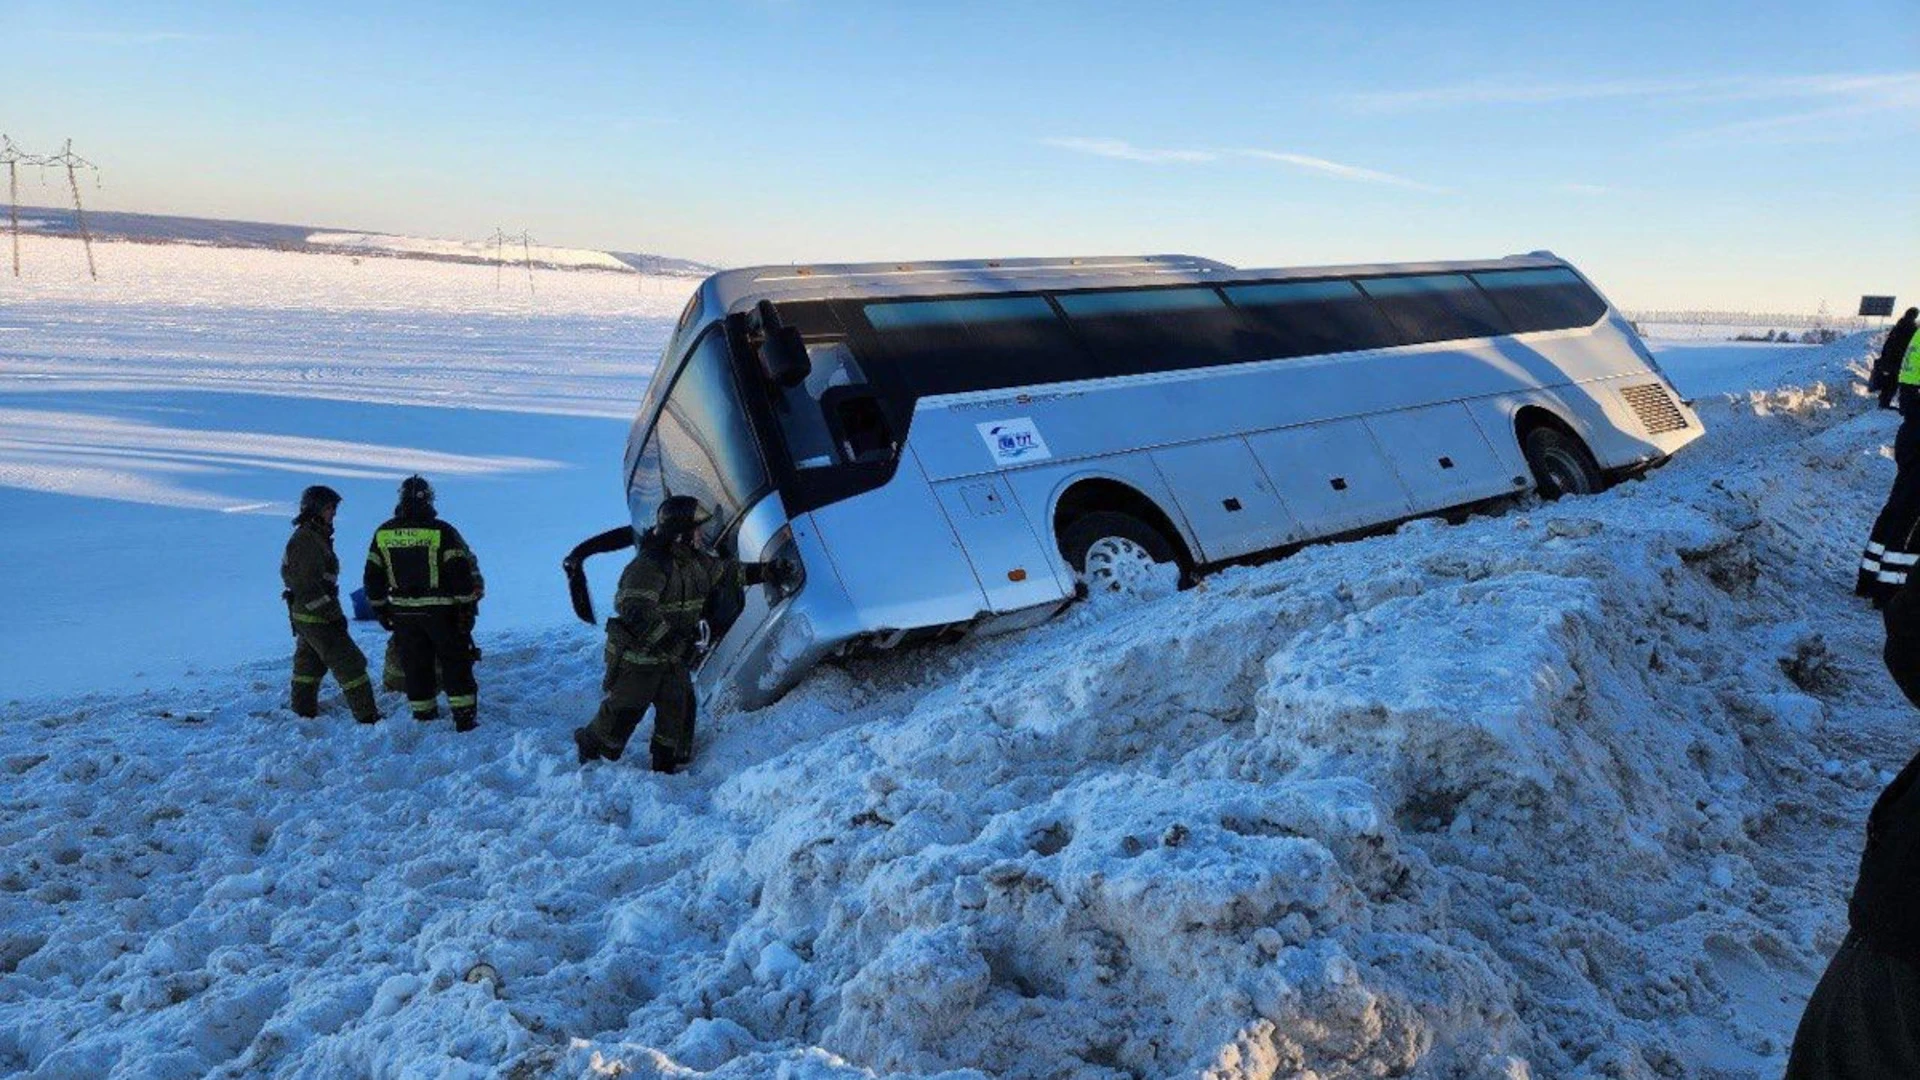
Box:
573 495 793 773
1859 313 1920 604
364 475 484 730
282 485 380 724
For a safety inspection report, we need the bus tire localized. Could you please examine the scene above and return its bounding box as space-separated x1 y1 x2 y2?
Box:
1523 427 1604 499
1059 511 1179 595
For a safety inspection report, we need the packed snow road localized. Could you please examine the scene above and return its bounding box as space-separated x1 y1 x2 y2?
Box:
0 239 1908 1077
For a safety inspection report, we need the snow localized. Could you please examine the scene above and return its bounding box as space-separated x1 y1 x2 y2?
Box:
306 232 636 273
0 234 689 699
1 234 1911 1078
1651 340 1821 399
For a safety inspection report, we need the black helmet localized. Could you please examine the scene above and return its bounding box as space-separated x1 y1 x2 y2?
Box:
297 484 342 520
656 495 712 538
399 474 435 505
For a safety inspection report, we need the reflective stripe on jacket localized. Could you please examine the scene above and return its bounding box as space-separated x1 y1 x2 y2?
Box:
364 514 483 610
608 535 743 666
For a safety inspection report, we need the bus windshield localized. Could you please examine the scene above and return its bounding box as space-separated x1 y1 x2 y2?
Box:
630 325 770 537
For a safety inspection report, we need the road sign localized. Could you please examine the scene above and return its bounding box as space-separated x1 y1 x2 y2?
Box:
1861 296 1897 317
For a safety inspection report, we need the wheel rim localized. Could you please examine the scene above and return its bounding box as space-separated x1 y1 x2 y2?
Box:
1540 447 1593 497
1082 535 1161 594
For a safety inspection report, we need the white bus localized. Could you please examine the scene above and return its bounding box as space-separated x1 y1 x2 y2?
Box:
615 252 1701 708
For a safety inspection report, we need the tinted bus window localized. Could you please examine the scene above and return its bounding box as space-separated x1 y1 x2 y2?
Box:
1470 268 1607 333
1054 286 1258 376
1358 274 1510 343
859 295 1089 395
1222 279 1403 358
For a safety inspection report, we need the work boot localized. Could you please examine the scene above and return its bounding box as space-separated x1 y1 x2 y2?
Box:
649 741 679 775
291 683 320 718
453 709 477 734
573 728 603 764
344 680 380 726
412 705 441 722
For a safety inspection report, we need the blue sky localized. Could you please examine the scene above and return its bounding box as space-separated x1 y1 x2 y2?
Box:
3 0 1915 310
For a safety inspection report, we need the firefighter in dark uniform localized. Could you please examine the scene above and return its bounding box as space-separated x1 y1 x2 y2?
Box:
283 485 380 724
1785 578 1920 1075
363 475 484 731
573 495 792 773
1858 310 1920 603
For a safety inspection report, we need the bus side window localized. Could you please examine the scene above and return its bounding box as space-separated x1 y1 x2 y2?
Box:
1469 268 1607 333
773 340 870 470
1357 274 1510 343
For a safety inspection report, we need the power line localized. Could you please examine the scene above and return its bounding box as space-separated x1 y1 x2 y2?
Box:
485 227 536 297
35 140 101 281
4 137 103 281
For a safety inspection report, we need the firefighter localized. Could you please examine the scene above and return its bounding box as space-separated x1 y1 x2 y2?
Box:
1858 313 1920 603
283 485 380 724
363 475 484 731
573 495 793 773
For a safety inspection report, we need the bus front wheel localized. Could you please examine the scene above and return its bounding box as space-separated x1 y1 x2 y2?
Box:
1060 511 1180 597
1523 427 1604 499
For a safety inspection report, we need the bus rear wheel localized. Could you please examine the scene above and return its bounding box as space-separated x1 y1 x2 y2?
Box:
1060 511 1179 597
1523 427 1604 499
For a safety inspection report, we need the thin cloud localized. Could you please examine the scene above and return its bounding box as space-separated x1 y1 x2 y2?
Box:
1342 71 1920 113
1678 74 1920 143
52 30 208 45
1346 77 1705 111
1235 149 1437 190
1043 137 1436 189
1041 137 1220 164
1559 183 1610 196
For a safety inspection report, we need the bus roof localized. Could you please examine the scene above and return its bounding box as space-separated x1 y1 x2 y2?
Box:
702 251 1572 314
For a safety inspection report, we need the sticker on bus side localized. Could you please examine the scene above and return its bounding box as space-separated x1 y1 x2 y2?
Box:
978 418 1052 466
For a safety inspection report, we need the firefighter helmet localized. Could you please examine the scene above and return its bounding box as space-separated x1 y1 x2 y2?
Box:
656 495 712 538
297 484 343 520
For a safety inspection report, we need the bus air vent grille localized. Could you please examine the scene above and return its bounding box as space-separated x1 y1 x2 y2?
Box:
1621 383 1688 434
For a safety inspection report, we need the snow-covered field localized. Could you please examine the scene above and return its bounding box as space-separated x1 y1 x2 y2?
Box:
0 235 684 700
0 236 1908 1078
305 233 636 273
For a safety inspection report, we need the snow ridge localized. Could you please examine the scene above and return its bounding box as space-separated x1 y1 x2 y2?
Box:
0 333 1907 1079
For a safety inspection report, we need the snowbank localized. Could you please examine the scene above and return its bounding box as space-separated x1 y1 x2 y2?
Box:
1 323 1912 1077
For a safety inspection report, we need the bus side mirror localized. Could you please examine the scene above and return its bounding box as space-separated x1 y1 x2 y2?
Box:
754 299 812 388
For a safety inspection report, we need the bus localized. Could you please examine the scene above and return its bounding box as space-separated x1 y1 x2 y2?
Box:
612 252 1702 709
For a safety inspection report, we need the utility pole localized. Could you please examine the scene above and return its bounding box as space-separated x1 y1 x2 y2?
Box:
487 227 506 290
38 140 100 281
0 136 25 278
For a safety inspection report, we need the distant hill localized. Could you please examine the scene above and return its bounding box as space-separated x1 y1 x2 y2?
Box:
7 205 714 277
